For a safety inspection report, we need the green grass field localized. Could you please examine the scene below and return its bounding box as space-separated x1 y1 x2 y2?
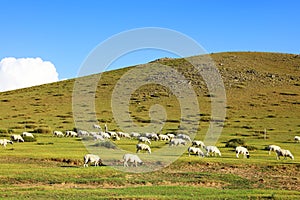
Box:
0 52 300 199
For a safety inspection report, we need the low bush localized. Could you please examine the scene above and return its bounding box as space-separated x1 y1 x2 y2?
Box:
225 138 245 148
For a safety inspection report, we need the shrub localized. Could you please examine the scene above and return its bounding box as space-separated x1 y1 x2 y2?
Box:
34 128 51 134
93 141 117 149
23 136 37 142
225 138 245 148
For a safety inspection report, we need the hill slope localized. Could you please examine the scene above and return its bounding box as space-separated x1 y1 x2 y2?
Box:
0 52 299 137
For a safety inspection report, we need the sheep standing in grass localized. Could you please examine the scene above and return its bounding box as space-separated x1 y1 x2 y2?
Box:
53 131 64 137
0 139 13 148
295 136 300 143
169 138 187 146
166 133 175 139
10 134 24 142
275 149 294 160
78 130 89 137
205 146 221 157
65 131 77 137
146 133 159 141
22 132 34 138
268 145 281 155
188 147 204 157
192 140 205 148
83 154 102 167
235 146 250 158
136 143 151 154
123 154 143 167
93 124 102 131
176 134 191 142
118 132 131 139
138 137 151 145
98 132 110 139
130 132 141 138
158 134 170 141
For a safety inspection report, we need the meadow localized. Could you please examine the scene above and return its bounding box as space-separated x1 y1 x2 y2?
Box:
0 52 299 199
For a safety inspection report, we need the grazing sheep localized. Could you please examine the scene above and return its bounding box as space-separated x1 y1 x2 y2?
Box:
138 136 152 145
158 134 170 141
136 143 151 154
188 146 204 157
53 131 64 137
93 134 104 141
268 145 281 155
130 132 141 138
107 131 118 137
10 134 24 142
83 154 102 167
146 133 159 141
78 130 89 137
0 139 13 148
166 133 175 139
235 146 250 158
123 154 143 167
99 132 111 139
176 134 192 142
275 149 294 160
169 138 187 146
205 146 221 157
295 136 300 143
93 124 102 131
192 140 205 148
22 132 34 138
65 131 77 137
117 132 131 139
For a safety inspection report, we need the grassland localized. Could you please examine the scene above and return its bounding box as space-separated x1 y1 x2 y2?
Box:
0 52 300 199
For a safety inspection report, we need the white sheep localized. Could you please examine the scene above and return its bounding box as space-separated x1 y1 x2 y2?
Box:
169 138 187 146
107 131 118 137
158 134 170 141
22 132 34 138
294 136 300 143
93 124 102 131
10 134 24 142
123 154 143 167
138 136 151 145
93 134 104 141
65 131 77 137
176 134 191 142
235 146 250 158
83 154 102 167
188 146 204 157
275 149 294 160
78 130 89 137
136 143 151 154
53 131 64 137
99 132 111 139
130 132 141 138
205 146 221 157
117 132 131 139
268 145 281 155
166 133 175 139
192 140 205 148
0 139 13 148
146 133 159 141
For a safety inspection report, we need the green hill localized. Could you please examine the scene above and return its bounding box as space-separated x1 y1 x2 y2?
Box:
1 52 299 137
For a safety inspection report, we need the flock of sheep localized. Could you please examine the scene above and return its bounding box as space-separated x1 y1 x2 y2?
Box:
78 124 300 167
1 124 299 168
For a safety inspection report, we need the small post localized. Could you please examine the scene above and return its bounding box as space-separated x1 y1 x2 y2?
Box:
264 128 267 140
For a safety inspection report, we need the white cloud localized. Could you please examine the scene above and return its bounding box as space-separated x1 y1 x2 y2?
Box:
0 57 59 92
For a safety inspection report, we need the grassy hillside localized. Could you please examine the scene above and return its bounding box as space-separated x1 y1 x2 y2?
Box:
0 52 299 138
0 52 300 199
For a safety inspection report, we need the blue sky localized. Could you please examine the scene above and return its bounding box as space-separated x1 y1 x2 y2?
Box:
0 0 299 81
